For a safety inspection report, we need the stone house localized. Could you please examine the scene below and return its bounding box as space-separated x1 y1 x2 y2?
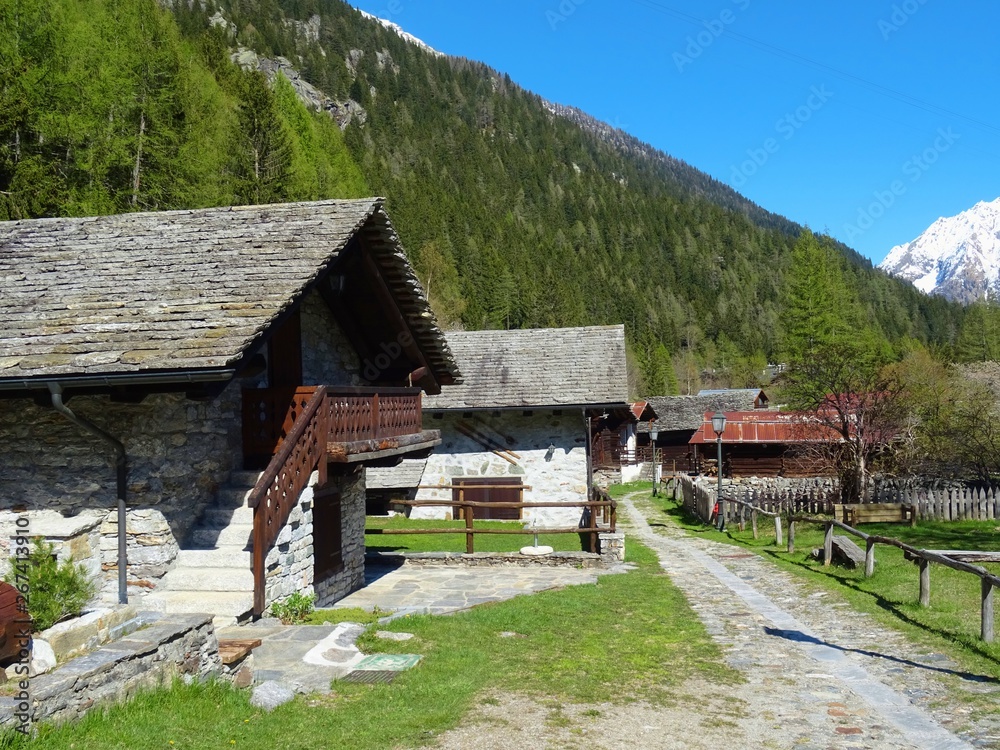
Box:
0 198 460 622
401 325 630 526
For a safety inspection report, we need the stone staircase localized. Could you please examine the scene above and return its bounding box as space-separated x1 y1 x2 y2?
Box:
143 471 260 626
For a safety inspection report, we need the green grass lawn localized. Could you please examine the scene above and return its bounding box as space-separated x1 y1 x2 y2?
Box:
13 536 738 749
365 515 590 554
643 488 1000 680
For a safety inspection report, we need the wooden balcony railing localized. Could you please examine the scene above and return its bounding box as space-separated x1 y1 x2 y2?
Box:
243 385 427 617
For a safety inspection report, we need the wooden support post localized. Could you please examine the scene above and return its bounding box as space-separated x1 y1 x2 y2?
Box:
751 510 758 540
983 578 995 643
919 558 930 607
787 519 795 555
865 538 875 578
774 515 783 547
823 522 834 567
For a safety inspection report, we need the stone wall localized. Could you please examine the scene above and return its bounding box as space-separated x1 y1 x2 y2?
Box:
314 472 366 607
299 290 363 388
3 613 221 728
263 470 366 610
263 472 316 607
0 386 243 599
413 411 589 526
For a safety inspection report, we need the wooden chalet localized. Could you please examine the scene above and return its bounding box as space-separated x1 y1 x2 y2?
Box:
638 391 770 472
0 198 461 620
688 411 839 478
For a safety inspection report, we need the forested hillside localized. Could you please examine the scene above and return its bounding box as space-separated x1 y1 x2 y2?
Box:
0 0 967 394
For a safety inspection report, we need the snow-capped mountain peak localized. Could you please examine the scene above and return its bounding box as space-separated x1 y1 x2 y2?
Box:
358 10 443 57
879 198 1000 303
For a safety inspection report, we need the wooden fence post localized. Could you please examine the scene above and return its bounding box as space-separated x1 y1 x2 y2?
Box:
983 579 995 643
589 502 599 553
865 538 875 578
823 522 834 567
919 558 930 607
462 488 474 554
751 510 758 540
787 519 795 555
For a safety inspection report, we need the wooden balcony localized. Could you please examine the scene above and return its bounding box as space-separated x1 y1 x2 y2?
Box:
244 385 440 617
242 386 440 469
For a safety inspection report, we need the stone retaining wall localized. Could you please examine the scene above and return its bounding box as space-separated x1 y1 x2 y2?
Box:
0 613 221 729
372 551 604 568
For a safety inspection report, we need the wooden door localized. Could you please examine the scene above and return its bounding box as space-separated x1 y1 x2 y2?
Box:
453 478 523 520
313 485 343 579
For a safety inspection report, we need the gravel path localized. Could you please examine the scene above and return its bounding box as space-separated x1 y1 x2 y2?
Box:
432 493 1000 749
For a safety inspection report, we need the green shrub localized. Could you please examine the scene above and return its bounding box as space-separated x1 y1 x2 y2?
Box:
4 538 96 632
269 592 315 624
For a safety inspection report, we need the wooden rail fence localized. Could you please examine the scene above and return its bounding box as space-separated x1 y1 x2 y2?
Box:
367 486 617 554
785 514 1000 643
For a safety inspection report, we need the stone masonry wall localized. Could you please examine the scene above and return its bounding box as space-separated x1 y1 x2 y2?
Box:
263 470 366 610
314 472 366 607
299 290 363 387
0 383 243 600
413 411 589 527
21 613 221 727
263 472 316 607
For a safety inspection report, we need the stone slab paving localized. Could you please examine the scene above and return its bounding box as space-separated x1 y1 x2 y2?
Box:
331 561 621 617
622 493 1000 749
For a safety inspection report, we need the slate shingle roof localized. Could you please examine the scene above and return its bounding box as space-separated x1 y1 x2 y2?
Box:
366 459 427 490
423 325 628 410
0 199 459 387
640 392 766 433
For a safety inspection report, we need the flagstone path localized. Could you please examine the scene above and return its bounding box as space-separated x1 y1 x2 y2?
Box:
613 492 1000 749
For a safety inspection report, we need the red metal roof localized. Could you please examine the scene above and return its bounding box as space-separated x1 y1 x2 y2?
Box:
630 401 657 422
688 411 841 444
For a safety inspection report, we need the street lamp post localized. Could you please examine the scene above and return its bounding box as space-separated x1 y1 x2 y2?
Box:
712 412 727 531
650 429 660 496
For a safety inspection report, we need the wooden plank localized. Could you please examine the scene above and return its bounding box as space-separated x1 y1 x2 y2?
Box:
217 638 262 666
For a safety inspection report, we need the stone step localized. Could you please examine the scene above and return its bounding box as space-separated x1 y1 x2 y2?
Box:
200 506 254 528
159 566 254 592
141 590 253 618
175 548 252 568
190 525 253 549
214 486 255 508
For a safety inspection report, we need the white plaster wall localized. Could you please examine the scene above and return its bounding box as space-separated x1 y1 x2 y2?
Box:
412 411 589 526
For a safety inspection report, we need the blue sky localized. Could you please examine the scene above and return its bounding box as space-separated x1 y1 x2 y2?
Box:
350 1 999 265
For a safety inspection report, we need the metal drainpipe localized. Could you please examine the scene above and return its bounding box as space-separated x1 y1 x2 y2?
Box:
48 383 128 604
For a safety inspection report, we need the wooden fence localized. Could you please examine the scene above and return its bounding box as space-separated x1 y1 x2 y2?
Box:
674 476 837 525
677 476 1000 524
786 515 1000 643
873 485 1000 522
366 485 617 554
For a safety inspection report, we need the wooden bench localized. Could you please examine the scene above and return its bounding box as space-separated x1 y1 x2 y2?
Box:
834 503 915 527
